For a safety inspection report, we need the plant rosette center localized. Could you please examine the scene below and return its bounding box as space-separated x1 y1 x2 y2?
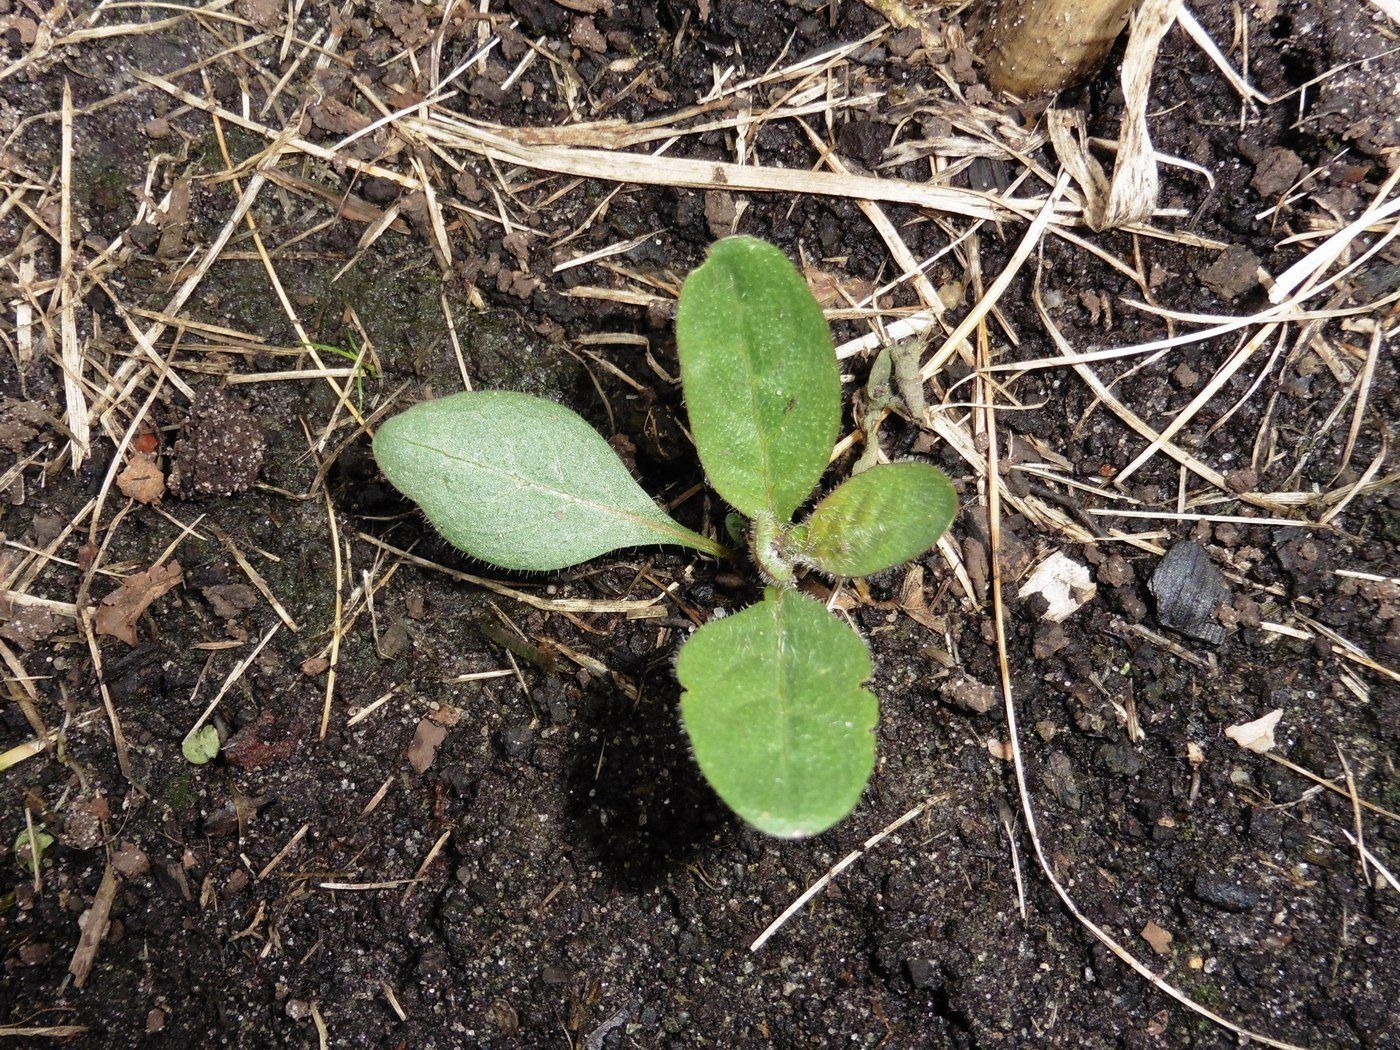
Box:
749 513 797 585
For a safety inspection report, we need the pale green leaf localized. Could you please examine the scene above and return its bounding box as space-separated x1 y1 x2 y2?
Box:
676 237 840 521
794 462 957 577
677 587 877 837
182 725 220 765
373 391 726 571
14 824 54 875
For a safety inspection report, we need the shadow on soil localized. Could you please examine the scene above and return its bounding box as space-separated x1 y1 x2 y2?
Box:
562 656 730 890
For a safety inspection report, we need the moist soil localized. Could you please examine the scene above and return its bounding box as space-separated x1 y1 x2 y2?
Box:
1 0 1397 1046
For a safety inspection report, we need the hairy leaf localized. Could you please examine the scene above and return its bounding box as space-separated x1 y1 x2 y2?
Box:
374 391 726 571
676 236 840 521
678 588 877 837
794 462 957 577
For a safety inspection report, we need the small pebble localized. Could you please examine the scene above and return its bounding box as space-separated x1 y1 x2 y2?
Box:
1193 872 1260 913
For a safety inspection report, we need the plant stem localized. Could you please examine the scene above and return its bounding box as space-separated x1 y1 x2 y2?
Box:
678 525 737 562
750 513 796 584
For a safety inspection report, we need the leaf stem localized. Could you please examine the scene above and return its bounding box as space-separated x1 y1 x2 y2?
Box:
750 513 795 584
680 527 738 562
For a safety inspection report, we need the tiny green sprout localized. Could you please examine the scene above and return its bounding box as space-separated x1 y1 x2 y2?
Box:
182 725 220 765
14 823 54 877
374 235 956 838
310 336 375 407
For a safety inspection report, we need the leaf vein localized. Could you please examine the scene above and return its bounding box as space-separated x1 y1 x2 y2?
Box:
724 265 778 515
397 437 702 548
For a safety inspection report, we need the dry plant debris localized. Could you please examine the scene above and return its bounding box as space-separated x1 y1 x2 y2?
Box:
1225 708 1285 753
1140 919 1174 956
116 453 165 504
92 561 184 646
1016 550 1096 622
405 715 450 774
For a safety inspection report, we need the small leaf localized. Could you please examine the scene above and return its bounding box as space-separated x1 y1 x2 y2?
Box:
373 391 725 571
14 824 54 875
183 725 220 765
794 462 956 577
676 237 840 521
677 588 877 837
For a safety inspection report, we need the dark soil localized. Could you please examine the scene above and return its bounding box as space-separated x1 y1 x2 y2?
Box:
2 0 1397 1046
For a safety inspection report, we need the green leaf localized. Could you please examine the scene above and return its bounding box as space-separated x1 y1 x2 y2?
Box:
677 587 877 837
182 725 220 765
373 391 727 571
14 824 54 875
794 462 957 577
676 236 840 521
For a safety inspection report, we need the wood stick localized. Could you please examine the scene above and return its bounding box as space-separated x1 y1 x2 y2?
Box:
983 0 1136 96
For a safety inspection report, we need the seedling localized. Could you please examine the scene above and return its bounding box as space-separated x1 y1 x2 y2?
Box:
14 823 53 877
182 724 220 765
310 336 376 408
375 236 956 836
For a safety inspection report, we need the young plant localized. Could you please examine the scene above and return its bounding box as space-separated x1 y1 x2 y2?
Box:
374 236 956 837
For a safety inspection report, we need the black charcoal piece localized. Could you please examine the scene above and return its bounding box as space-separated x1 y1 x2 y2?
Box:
1149 541 1228 645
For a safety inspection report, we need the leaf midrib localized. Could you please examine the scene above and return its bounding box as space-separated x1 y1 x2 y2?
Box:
725 265 778 516
770 595 795 828
399 436 703 549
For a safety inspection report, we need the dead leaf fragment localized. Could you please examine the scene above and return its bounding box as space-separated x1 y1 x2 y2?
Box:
69 864 119 988
223 711 297 769
117 453 165 504
941 676 996 715
310 96 372 136
0 399 49 452
804 265 875 309
202 583 258 619
429 704 461 727
94 561 183 646
156 178 191 257
111 842 150 878
1141 920 1173 956
9 15 38 44
406 718 448 773
1224 709 1283 754
0 600 64 649
898 565 943 631
201 792 269 837
237 0 281 29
